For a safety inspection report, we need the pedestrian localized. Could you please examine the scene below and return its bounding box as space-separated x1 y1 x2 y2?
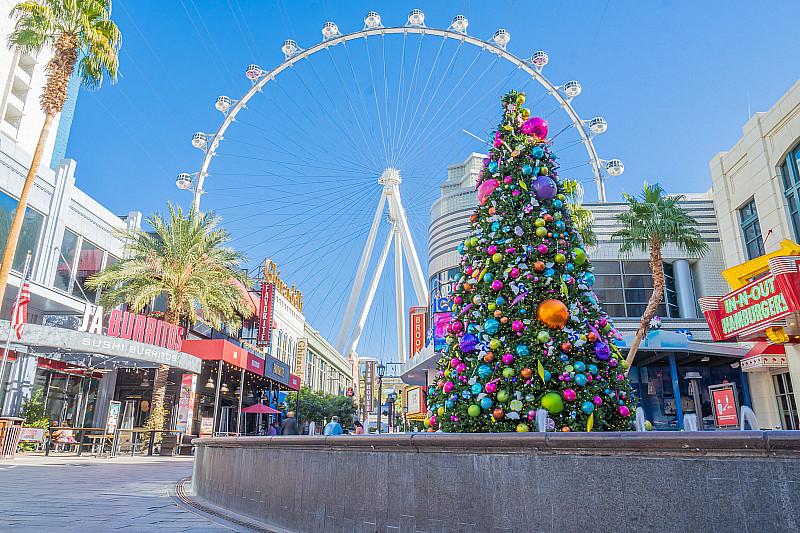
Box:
307 420 316 435
353 421 365 434
267 421 278 436
281 411 299 435
323 416 343 436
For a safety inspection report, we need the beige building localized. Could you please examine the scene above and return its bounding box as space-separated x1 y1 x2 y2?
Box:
710 80 800 429
301 323 353 396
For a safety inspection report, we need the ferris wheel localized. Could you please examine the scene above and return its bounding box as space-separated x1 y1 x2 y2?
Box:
178 9 625 365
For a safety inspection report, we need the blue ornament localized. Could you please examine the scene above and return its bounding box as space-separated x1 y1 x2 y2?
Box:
604 388 612 396
458 243 465 254
582 272 596 287
519 308 527 314
543 370 552 382
428 387 436 395
491 221 501 232
565 263 574 272
522 164 533 176
459 334 478 353
484 318 500 335
496 297 506 306
467 323 479 334
471 383 482 394
581 401 595 414
483 273 494 283
574 374 588 387
561 274 572 282
588 364 598 375
478 365 492 379
552 199 563 209
559 354 569 362
445 400 455 409
555 220 566 231
531 146 545 159
488 161 498 173
545 268 555 277
574 361 586 372
462 390 472 399
516 344 530 357
480 397 493 409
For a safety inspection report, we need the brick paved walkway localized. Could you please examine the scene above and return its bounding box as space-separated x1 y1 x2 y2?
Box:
0 454 233 532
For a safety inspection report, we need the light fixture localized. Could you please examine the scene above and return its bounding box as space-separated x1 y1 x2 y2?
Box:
588 117 608 135
407 9 425 27
175 173 193 190
204 377 215 389
364 11 382 29
377 362 386 378
245 64 262 80
684 371 702 381
215 95 231 112
492 29 510 49
605 159 625 177
450 15 468 34
220 382 230 394
322 21 340 40
235 386 242 396
564 80 582 98
700 356 710 362
191 132 208 149
530 51 549 68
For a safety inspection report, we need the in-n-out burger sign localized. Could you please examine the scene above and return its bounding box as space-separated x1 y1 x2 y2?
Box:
79 306 183 351
700 256 800 341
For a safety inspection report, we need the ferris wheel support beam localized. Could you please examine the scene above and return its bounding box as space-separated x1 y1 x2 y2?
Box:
336 190 387 355
394 223 406 364
387 184 428 304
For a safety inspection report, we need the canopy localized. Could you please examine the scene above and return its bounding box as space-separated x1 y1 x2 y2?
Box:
241 404 280 414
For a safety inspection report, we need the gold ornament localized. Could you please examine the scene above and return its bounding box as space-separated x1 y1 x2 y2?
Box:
537 299 569 329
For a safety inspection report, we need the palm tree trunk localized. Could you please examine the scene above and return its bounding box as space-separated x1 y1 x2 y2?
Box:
624 239 665 375
150 303 181 432
0 113 54 305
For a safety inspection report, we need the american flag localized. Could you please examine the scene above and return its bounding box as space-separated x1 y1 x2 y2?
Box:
10 277 30 340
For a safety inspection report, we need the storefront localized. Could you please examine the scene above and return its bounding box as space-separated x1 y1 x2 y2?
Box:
182 339 301 436
700 243 800 430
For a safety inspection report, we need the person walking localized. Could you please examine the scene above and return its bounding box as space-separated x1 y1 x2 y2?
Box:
323 416 343 436
307 420 316 436
281 411 299 435
267 421 278 436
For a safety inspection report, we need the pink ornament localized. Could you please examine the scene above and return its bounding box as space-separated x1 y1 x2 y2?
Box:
491 280 504 291
505 247 516 254
537 244 549 255
503 176 513 184
485 382 498 393
521 116 548 139
450 358 460 368
430 415 437 426
465 266 473 276
511 320 524 332
456 363 466 373
493 137 503 148
501 353 514 365
592 395 603 406
451 321 463 334
563 388 577 402
477 179 500 205
510 267 520 279
443 381 454 394
528 410 536 420
453 296 463 305
487 245 498 255
618 405 630 417
512 189 521 197
617 374 625 381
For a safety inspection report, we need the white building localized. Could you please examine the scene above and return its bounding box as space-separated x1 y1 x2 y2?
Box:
302 323 352 395
709 80 800 430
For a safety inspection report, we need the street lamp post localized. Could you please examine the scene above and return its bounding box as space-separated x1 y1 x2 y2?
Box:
386 392 397 433
402 405 408 433
376 363 386 434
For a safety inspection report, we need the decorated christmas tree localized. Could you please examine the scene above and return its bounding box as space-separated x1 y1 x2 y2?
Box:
424 91 636 433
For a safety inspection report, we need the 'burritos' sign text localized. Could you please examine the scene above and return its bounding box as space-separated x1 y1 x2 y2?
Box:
79 307 183 351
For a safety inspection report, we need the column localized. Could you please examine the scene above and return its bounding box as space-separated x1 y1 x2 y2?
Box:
1 353 37 416
672 259 697 319
784 344 800 426
744 371 781 429
668 354 684 429
93 369 118 429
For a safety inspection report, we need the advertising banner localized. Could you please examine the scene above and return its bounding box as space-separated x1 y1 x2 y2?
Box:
176 373 197 433
295 338 308 383
409 307 427 359
709 383 740 428
404 386 425 415
257 283 275 349
364 361 375 414
199 417 214 437
106 400 121 434
432 312 453 352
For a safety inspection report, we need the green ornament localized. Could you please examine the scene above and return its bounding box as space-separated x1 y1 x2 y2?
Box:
489 338 502 350
555 253 566 264
488 303 497 311
468 404 481 417
537 331 551 343
541 392 564 414
534 218 546 227
573 248 587 266
502 367 515 378
492 253 503 263
497 389 510 403
535 227 548 237
516 423 530 432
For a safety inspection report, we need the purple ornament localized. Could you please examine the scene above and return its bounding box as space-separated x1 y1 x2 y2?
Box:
511 320 524 332
501 353 514 365
532 176 557 200
618 405 630 417
595 342 611 361
491 280 504 291
459 333 478 353
521 116 549 138
487 244 498 255
537 244 549 255
592 395 603 406
443 381 454 394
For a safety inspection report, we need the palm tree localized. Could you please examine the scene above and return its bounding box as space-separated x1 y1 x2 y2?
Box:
86 204 254 431
611 183 708 373
0 0 121 304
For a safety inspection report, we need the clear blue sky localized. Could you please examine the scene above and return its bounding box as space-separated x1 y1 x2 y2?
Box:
65 0 798 360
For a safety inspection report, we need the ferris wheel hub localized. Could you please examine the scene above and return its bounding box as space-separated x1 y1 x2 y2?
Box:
378 167 402 186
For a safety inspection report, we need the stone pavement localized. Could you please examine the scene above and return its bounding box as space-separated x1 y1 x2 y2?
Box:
0 454 235 532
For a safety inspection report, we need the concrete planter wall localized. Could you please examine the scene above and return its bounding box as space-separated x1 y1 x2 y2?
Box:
192 432 800 533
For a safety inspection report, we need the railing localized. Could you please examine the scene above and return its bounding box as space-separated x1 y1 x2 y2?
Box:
43 426 194 458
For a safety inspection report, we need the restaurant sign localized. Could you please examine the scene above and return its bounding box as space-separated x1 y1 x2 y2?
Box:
699 256 800 341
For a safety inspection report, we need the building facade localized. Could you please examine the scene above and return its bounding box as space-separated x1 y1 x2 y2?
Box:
710 80 800 430
401 152 751 431
301 323 352 395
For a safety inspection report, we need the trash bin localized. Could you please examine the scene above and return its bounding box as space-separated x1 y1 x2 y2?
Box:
0 417 24 459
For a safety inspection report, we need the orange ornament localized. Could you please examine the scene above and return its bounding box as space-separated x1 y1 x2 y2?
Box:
493 310 502 318
520 368 533 379
470 214 478 223
488 207 496 215
492 408 505 420
534 261 545 272
587 332 597 342
500 317 509 324
561 426 571 432
463 283 472 292
484 352 495 363
537 299 569 329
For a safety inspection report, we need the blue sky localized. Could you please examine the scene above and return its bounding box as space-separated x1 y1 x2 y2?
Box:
65 0 798 361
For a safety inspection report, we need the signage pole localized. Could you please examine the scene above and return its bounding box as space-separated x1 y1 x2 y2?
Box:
0 252 31 413
237 367 245 435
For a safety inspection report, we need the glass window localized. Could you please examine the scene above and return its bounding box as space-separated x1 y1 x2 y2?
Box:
73 239 103 302
738 198 764 260
773 373 799 430
781 151 800 242
0 190 45 272
54 229 79 292
592 260 675 318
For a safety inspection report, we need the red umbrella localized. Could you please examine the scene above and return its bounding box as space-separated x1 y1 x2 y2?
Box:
241 403 280 414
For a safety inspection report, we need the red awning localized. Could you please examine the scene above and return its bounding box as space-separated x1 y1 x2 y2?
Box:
241 403 280 414
182 339 249 370
745 342 786 357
